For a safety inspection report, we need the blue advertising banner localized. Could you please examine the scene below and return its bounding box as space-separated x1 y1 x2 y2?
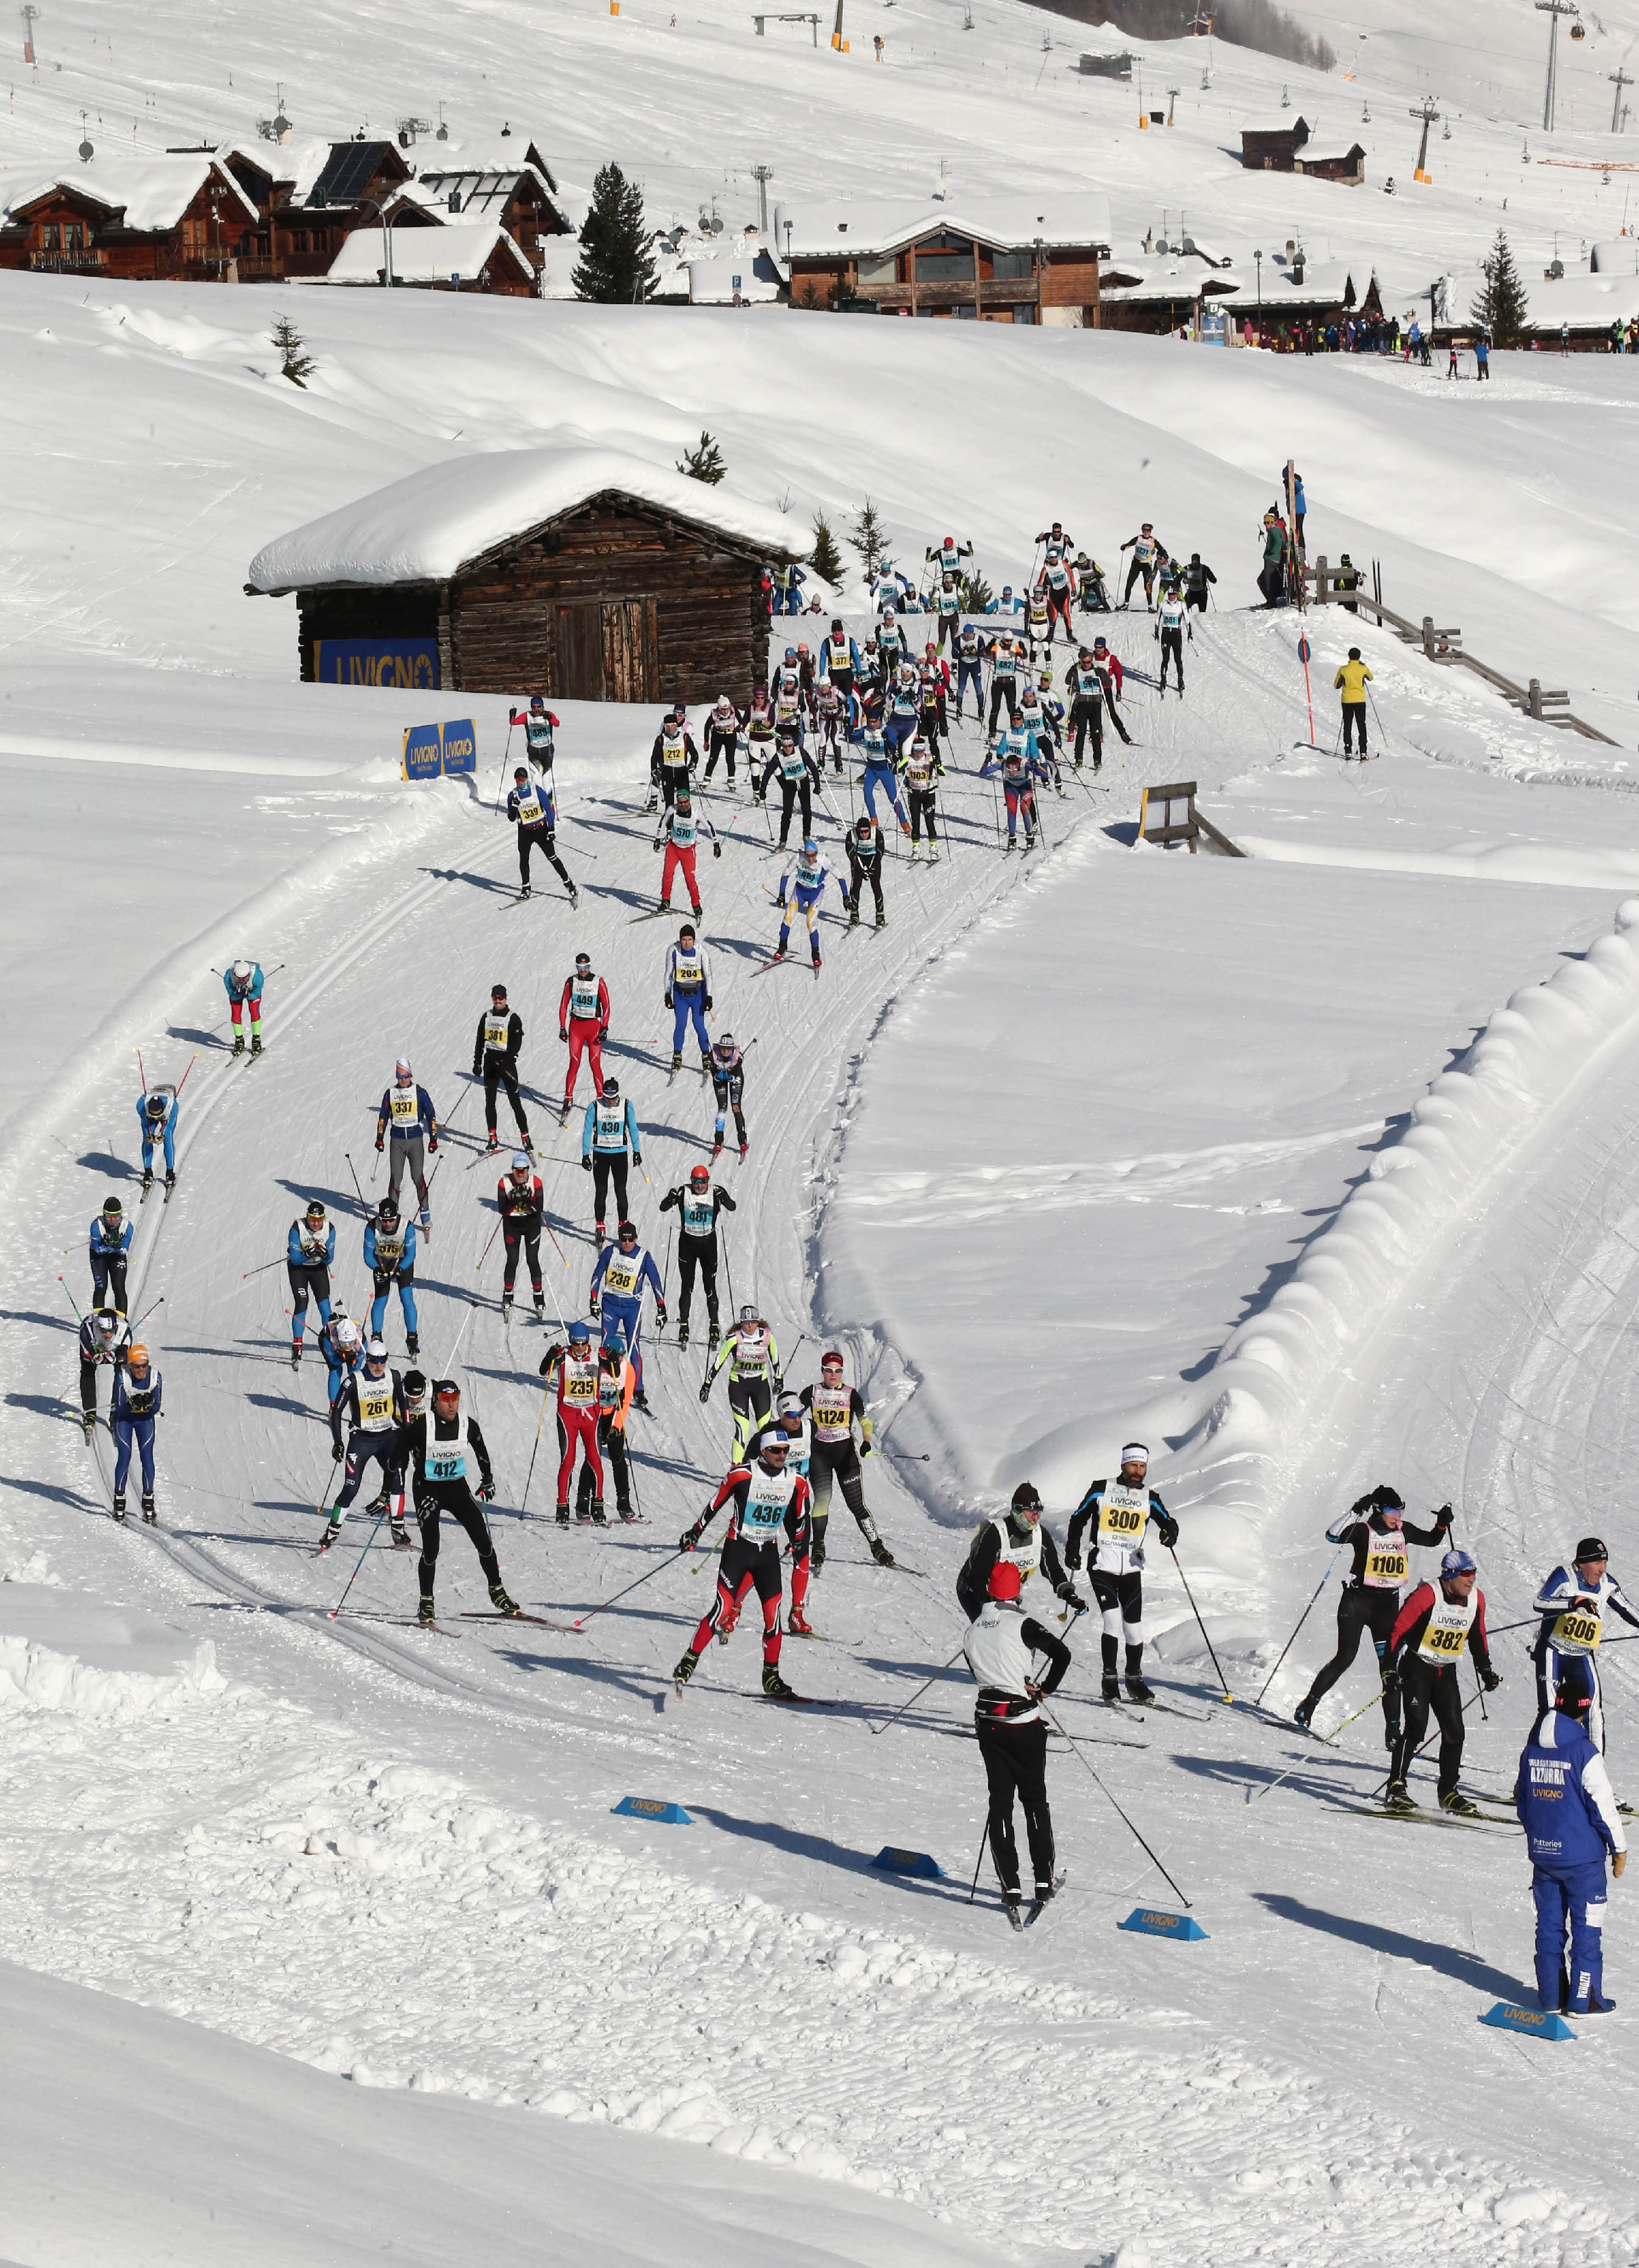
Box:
439 718 477 775
315 638 439 690
402 724 443 782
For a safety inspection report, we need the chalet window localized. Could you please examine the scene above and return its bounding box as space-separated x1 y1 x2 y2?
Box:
856 254 897 288
41 221 60 250
65 221 84 251
913 232 976 282
990 246 1034 279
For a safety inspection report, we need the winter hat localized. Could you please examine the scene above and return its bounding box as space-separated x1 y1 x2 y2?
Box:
989 1560 1023 1603
1575 1538 1610 1564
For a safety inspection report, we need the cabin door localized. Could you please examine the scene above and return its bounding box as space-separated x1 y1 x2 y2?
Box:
555 602 604 699
602 597 659 703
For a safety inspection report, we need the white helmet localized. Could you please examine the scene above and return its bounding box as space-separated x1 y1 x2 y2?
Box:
738 1304 759 1328
365 1336 388 1361
335 1318 360 1349
232 958 252 983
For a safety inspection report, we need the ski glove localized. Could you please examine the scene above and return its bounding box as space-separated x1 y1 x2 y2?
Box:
478 1478 496 1503
698 1382 713 1405
860 1439 872 1458
581 1157 593 1172
1480 1668 1502 1692
633 1151 643 1167
428 1136 438 1153
656 1300 668 1328
664 994 673 1011
1156 1514 1180 1549
1061 1587 1088 1614
1433 1503 1454 1527
705 996 713 1013
560 1027 568 1043
1615 1852 1628 1878
332 1441 344 1464
680 1517 705 1552
1065 1549 1082 1573
713 840 722 858
589 1293 600 1316
375 1138 385 1153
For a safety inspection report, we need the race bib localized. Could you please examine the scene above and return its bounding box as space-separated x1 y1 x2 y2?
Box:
1418 1596 1476 1664
743 1469 794 1533
357 1383 394 1427
570 980 600 1021
1098 1484 1149 1539
603 1257 640 1298
389 1089 418 1125
681 1197 714 1236
594 1104 625 1148
424 1445 466 1483
809 1391 853 1442
374 1236 406 1269
1552 1607 1602 1651
1363 1544 1409 1588
561 1357 599 1405
485 1016 512 1050
515 790 544 826
674 952 703 988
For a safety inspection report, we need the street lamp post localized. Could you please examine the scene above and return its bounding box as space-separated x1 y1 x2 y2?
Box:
357 192 399 288
1254 247 1262 343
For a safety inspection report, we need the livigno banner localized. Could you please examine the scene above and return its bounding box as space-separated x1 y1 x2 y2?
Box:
402 719 478 780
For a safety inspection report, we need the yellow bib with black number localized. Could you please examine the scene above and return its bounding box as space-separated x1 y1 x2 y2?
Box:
485 1015 511 1050
515 788 544 826
1098 1483 1149 1539
1363 1542 1409 1588
560 1355 599 1405
357 1383 394 1427
1552 1606 1602 1651
1418 1594 1476 1664
390 1088 418 1125
602 1256 641 1299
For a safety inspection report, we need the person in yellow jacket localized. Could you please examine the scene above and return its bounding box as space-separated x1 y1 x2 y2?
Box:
1334 647 1374 760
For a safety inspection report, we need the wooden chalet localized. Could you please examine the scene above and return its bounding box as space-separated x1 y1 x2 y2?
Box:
272 140 413 278
410 143 571 274
1240 115 1310 171
1293 141 1367 185
0 154 257 278
783 194 1112 326
246 448 809 703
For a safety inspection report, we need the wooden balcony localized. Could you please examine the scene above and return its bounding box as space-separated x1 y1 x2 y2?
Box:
861 275 1040 310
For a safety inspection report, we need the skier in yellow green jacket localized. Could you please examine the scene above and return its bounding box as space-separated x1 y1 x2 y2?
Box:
1334 647 1373 759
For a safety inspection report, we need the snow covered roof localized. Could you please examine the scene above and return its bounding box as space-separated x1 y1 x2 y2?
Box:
247 446 808 591
1520 271 1639 329
413 160 563 220
324 221 534 285
782 193 1112 259
686 252 784 305
1240 113 1310 138
1 153 257 232
1295 145 1365 166
1100 261 1206 303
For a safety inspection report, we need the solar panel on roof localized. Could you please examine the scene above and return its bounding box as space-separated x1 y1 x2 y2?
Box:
310 141 389 208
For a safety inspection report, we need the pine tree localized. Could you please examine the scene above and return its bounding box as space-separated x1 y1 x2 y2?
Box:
677 430 727 484
848 499 888 583
573 163 658 304
271 314 315 388
810 510 844 585
961 568 994 615
1470 230 1527 347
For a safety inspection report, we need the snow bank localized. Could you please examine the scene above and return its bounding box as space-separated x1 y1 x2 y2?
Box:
1176 898 1639 1546
247 444 808 591
0 1584 226 1718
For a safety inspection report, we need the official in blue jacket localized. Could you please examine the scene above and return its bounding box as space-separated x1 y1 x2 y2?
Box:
1517 1674 1627 2015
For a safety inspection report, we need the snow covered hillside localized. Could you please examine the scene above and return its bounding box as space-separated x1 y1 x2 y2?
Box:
8 96 1639 2268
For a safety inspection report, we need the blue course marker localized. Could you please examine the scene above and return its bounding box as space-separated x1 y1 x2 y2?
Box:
872 1847 944 1879
1118 1908 1209 1941
1481 2002 1576 2041
612 1797 693 1825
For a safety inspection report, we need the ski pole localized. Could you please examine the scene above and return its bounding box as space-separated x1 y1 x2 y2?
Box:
241 1253 286 1281
1169 1546 1234 1704
172 1050 200 1100
1474 1654 1490 1722
570 1547 691 1630
57 1274 88 1327
344 1151 371 1216
867 1640 969 1736
881 1448 931 1463
329 1493 393 1617
497 715 515 808
1041 1697 1192 1908
519 1382 552 1517
130 1296 165 1333
1245 1681 1388 1805
1367 1685 1485 1802
1254 1546 1341 1706
136 1045 148 1094
967 1824 989 1907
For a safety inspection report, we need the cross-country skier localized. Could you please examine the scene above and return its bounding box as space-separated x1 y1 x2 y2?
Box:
496 1152 547 1322
1293 1486 1452 1740
901 735 944 859
223 958 264 1057
884 662 922 761
89 1195 132 1313
1384 1547 1501 1813
1025 582 1053 663
1065 647 1106 771
953 621 986 722
981 736 1051 852
1335 649 1373 759
653 790 716 916
510 694 559 775
589 1219 664 1408
958 1482 1085 1621
664 922 713 1074
845 815 886 929
319 1311 364 1405
110 1340 161 1522
933 572 963 654
403 1378 518 1624
374 1060 437 1228
918 646 950 750
77 1304 130 1440
1258 511 1290 609
673 1428 813 1700
1518 1671 1627 2015
702 1304 784 1458
815 679 847 774
963 1557 1072 1928
819 619 859 702
649 706 698 813
505 766 577 904
774 838 848 974
1065 1443 1179 1702
1090 638 1132 744
1531 1539 1639 1755
709 1032 748 1161
986 633 1023 740
559 952 610 1111
581 1078 641 1243
659 1165 736 1347
702 694 743 786
1119 525 1166 611
798 1349 894 1569
856 722 909 836
364 1196 420 1353
761 728 820 851
540 1319 603 1524
926 535 974 582
1040 544 1076 643
472 982 530 1153
1073 551 1110 613
321 1336 408 1550
1154 585 1191 694
574 1330 638 1522
1015 685 1062 791
286 1199 333 1368
137 1083 177 1195
1183 554 1216 613
876 605 909 674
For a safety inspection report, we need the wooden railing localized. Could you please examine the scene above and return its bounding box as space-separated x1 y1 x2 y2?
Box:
1306 557 1616 746
1137 779 1245 855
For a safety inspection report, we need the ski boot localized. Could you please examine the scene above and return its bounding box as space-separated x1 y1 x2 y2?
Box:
80 1408 96 1442
316 1516 341 1553
811 950 822 975
365 1488 389 1515
633 1391 652 1416
1440 1790 1479 1818
617 1504 637 1524
533 1292 546 1320
520 885 533 901
849 905 860 930
1125 1650 1154 1705
1383 1780 1418 1813
112 1493 127 1523
670 1050 683 1073
405 1333 419 1357
772 943 788 962
591 1498 609 1528
1293 1697 1315 1731
739 1142 748 1161
290 1343 304 1371
556 1504 571 1528
700 1050 712 1077
418 1208 430 1235
232 1033 246 1058
690 902 703 922
418 1595 436 1627
501 1291 514 1318
1004 840 1016 854
708 1322 720 1349
928 847 940 864
250 1033 263 1058
868 1534 897 1569
673 1647 700 1691
576 1499 594 1524
677 1320 689 1349
711 1142 723 1161
390 1521 412 1550
568 883 580 909
141 1169 154 1194
487 1132 500 1154
165 1171 176 1195
811 1533 827 1574
1101 1674 1122 1703
787 1606 814 1636
657 896 672 913
1003 1895 1025 1933
763 1666 800 1700
489 1583 521 1617
1027 1881 1056 1925
874 913 886 931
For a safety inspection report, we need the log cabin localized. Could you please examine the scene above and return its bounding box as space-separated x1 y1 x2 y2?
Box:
781 194 1112 326
246 448 809 702
0 154 258 278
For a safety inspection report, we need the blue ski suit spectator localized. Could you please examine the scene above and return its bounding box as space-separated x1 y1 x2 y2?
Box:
1518 1681 1627 2015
